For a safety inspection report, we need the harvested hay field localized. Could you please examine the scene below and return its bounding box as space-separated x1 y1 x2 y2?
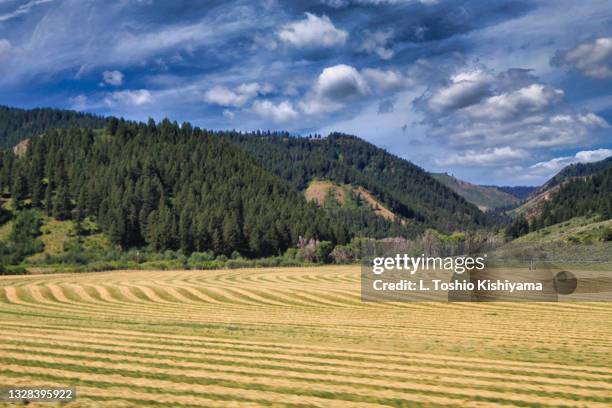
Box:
0 265 611 407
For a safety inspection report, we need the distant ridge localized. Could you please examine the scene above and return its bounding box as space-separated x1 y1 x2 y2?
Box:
430 173 519 211
0 105 108 149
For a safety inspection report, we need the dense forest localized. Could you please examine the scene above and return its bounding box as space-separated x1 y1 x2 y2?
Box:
0 118 347 258
0 105 108 149
506 164 612 238
534 165 612 228
493 186 537 201
538 155 612 193
223 132 490 233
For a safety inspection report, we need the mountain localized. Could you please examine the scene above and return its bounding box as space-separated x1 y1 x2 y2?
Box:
493 186 537 201
0 106 491 248
0 105 108 149
538 155 612 194
0 119 346 259
430 173 519 211
513 155 612 219
223 132 490 234
531 164 612 229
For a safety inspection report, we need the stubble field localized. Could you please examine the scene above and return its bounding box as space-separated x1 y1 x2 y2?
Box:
0 265 611 407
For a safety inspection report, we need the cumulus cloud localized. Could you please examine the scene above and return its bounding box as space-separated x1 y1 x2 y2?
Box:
314 64 370 99
362 68 411 92
438 146 527 166
415 67 608 153
552 37 612 79
105 89 153 107
298 64 413 116
359 30 394 60
203 82 270 107
424 69 495 112
278 13 347 48
299 64 368 115
252 100 299 123
102 70 124 86
462 84 564 120
529 148 612 174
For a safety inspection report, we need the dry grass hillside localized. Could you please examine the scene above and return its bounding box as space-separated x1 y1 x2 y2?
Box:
305 180 400 222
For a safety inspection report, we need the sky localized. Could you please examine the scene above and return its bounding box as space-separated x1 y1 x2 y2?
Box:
0 0 610 186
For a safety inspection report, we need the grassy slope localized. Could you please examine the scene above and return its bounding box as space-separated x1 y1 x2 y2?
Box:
493 216 612 266
0 212 112 265
304 179 400 222
431 173 518 211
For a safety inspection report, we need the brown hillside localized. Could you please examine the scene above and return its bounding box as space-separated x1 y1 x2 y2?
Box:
305 180 403 223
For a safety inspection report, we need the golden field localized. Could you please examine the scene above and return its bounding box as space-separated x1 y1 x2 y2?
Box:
0 265 611 407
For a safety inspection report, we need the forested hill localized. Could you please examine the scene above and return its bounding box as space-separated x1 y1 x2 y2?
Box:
1 119 347 257
538 155 612 194
223 132 489 233
507 164 612 237
0 105 108 149
533 163 612 228
430 172 519 210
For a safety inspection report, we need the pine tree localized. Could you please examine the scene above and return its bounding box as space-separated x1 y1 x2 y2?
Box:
52 184 71 220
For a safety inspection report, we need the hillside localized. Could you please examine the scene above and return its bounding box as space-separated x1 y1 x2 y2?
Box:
538 155 612 194
224 132 490 233
494 185 536 200
303 180 411 238
494 216 612 266
0 119 347 263
0 105 108 149
513 155 612 219
430 173 519 210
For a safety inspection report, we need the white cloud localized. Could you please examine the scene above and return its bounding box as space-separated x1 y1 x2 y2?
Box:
552 37 612 79
222 109 235 120
426 69 495 112
359 29 394 60
362 68 410 92
529 148 612 174
203 82 269 107
314 64 370 99
299 64 412 116
0 0 55 22
416 67 608 153
278 13 347 48
252 100 298 123
299 64 368 116
462 84 564 120
102 70 124 86
69 94 88 110
438 147 527 166
105 89 153 107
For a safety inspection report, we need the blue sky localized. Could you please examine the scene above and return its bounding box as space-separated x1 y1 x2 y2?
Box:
0 0 610 185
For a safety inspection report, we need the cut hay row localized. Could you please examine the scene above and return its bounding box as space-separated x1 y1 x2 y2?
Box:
3 352 610 408
1 340 610 401
2 284 611 350
3 328 611 383
3 319 609 374
1 265 611 407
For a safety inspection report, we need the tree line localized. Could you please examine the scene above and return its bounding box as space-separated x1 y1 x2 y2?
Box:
0 118 348 258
